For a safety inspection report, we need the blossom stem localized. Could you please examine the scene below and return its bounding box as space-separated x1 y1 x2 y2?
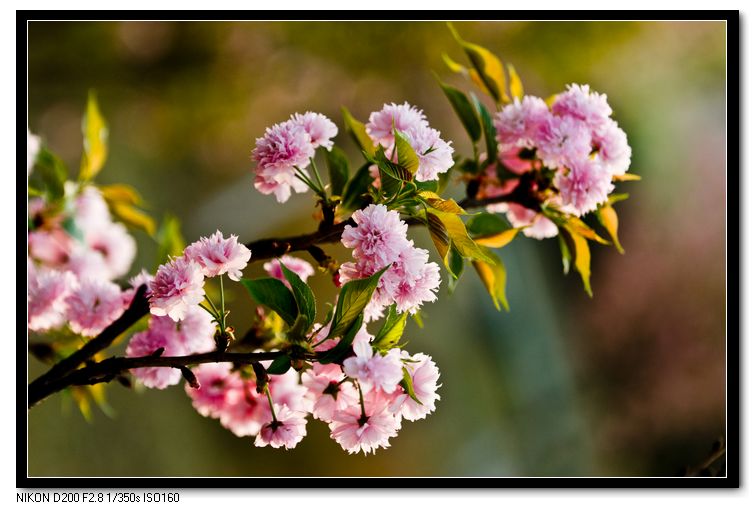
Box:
293 166 324 198
219 274 226 331
198 301 218 321
264 385 278 423
204 294 220 316
355 380 367 421
309 157 327 195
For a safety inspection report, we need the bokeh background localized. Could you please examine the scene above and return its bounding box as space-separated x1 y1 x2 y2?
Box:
26 20 727 477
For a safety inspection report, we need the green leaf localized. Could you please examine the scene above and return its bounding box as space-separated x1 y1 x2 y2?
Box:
506 63 524 100
428 209 495 265
448 23 508 104
372 305 408 350
62 216 85 242
471 94 498 166
399 366 423 405
342 107 374 155
448 245 464 280
437 170 451 194
79 90 108 181
472 247 509 311
393 128 420 174
327 266 390 339
447 245 464 293
319 313 364 364
279 261 316 327
341 162 374 212
415 179 439 193
372 145 413 182
266 354 291 375
324 146 350 196
437 78 481 142
240 278 299 326
565 227 593 297
466 212 509 237
557 233 572 275
155 213 185 267
34 147 68 202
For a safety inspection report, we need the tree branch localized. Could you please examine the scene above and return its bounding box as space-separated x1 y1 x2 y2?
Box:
28 350 291 408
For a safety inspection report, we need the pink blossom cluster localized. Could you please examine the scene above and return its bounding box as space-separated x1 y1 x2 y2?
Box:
338 204 441 321
27 260 149 337
126 306 216 389
251 112 338 203
150 230 251 321
28 186 137 281
306 325 441 454
366 102 455 182
479 84 631 236
184 321 440 454
185 361 312 449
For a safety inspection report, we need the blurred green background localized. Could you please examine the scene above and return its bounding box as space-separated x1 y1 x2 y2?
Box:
26 20 726 477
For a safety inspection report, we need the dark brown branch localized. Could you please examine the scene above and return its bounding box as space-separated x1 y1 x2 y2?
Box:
243 220 353 259
28 350 290 408
27 285 151 405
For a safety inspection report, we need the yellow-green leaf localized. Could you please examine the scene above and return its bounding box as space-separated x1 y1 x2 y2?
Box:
613 172 642 182
393 128 419 174
566 228 593 297
70 387 93 423
474 228 520 248
111 202 156 236
419 191 466 215
507 63 524 100
442 52 467 74
79 91 108 181
608 192 630 204
342 107 374 155
426 211 450 263
557 233 572 275
564 216 610 245
472 247 509 311
372 305 408 350
448 23 508 104
597 203 624 254
155 213 185 266
100 183 142 206
429 209 495 265
88 384 115 418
